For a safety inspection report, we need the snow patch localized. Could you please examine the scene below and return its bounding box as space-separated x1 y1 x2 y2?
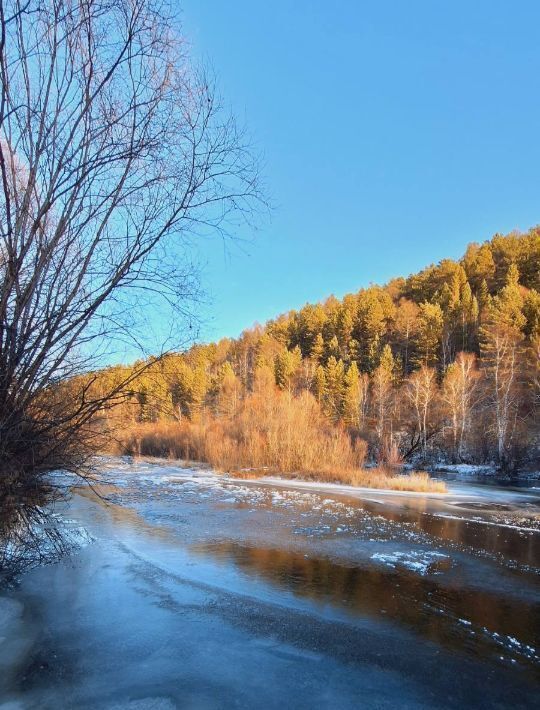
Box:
370 549 449 575
432 464 496 476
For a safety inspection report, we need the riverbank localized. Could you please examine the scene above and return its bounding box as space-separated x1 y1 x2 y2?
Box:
228 465 446 492
113 421 447 493
429 462 540 482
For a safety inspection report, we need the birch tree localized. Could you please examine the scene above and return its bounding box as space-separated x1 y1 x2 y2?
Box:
480 324 523 467
404 365 439 460
441 352 479 462
480 264 526 468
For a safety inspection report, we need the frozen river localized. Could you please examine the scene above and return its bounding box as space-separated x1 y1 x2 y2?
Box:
1 457 539 709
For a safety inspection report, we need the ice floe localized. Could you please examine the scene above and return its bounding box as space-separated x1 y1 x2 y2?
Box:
370 550 449 575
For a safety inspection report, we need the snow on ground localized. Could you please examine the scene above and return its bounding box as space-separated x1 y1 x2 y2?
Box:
431 463 540 481
432 463 496 475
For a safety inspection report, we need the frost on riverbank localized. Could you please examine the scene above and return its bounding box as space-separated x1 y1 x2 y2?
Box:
430 463 540 480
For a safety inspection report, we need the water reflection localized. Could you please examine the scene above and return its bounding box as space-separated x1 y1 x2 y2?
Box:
0 501 86 583
192 539 540 674
315 491 540 568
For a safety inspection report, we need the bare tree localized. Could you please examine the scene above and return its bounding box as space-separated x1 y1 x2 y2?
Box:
441 351 480 462
404 365 439 461
0 0 261 539
480 323 523 468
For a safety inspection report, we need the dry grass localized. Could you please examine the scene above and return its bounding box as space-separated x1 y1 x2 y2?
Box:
113 389 446 493
348 469 446 492
227 468 270 479
118 421 207 461
231 466 446 492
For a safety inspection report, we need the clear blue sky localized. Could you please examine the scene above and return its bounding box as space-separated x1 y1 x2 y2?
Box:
181 0 540 344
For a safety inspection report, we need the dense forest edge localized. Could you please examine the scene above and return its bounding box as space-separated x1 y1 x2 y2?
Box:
80 228 540 489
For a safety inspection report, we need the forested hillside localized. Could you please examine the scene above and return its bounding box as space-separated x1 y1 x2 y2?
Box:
92 228 540 472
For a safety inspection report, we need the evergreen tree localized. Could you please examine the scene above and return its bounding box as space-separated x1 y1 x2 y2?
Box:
492 263 525 331
310 333 325 363
477 278 492 314
336 307 354 352
392 298 419 375
343 362 368 428
414 302 444 368
274 346 302 392
354 287 394 371
348 338 361 365
523 290 540 340
463 242 496 291
314 365 327 406
325 335 340 360
325 356 345 420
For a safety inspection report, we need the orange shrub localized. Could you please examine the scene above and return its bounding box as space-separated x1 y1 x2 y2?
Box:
113 388 445 492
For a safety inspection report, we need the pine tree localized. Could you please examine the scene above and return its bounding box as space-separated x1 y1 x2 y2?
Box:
325 356 345 420
343 362 368 428
477 278 492 314
392 298 419 375
336 307 354 352
354 287 394 371
415 302 444 368
325 335 340 360
310 333 325 363
348 338 361 365
274 347 302 392
314 365 327 406
463 242 496 291
492 263 525 331
523 290 540 340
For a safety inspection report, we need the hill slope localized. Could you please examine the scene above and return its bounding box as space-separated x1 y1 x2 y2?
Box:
92 227 540 474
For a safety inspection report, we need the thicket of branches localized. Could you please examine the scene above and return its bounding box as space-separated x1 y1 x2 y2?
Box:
94 229 539 474
0 0 260 563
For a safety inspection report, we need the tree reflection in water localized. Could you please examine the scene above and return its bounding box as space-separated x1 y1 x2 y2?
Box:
192 539 540 674
0 491 89 583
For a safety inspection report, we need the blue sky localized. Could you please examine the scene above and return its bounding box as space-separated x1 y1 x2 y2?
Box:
180 0 540 344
